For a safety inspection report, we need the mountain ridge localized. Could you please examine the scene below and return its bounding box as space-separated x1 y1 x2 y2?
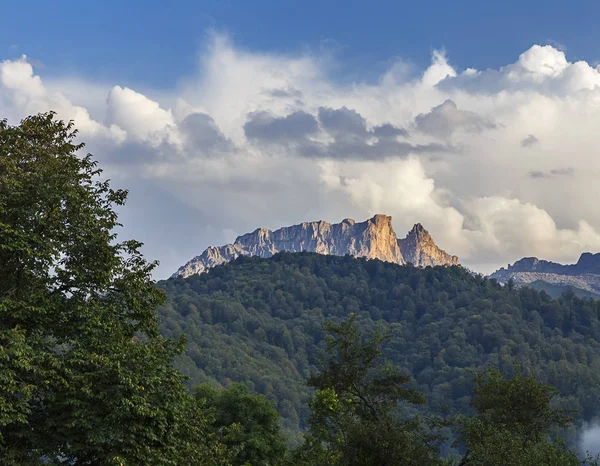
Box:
173 214 458 278
489 253 600 297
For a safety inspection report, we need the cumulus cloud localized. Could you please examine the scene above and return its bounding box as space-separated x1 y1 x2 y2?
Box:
372 123 408 139
106 86 179 146
179 112 233 153
2 37 600 277
0 55 122 141
244 110 318 142
318 106 369 136
439 44 600 95
244 105 446 160
314 106 449 160
463 196 600 263
422 50 456 87
415 99 496 137
318 158 600 268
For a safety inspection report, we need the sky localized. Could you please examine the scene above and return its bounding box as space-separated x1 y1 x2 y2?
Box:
3 0 600 278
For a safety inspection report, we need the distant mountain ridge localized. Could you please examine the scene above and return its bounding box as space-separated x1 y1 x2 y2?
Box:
173 214 458 278
489 253 600 297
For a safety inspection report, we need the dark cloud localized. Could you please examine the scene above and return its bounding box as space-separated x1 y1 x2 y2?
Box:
244 110 319 142
244 106 453 160
372 123 408 139
321 138 452 160
415 99 496 137
315 106 434 159
265 87 302 99
318 106 369 136
528 170 545 178
521 134 539 148
315 106 450 159
93 112 233 167
528 167 574 178
180 112 232 152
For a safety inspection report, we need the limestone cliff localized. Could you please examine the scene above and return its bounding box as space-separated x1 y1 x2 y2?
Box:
173 214 459 278
398 223 459 267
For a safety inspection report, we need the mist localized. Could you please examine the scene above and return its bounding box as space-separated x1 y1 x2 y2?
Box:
581 425 600 457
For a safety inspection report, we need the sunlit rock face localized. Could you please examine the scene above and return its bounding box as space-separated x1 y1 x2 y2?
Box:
399 223 459 267
173 214 459 278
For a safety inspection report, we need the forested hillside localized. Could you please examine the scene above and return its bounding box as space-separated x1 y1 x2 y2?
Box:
158 252 600 440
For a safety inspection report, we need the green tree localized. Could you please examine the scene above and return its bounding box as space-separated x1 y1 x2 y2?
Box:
457 367 584 466
0 114 230 465
196 383 287 466
293 315 446 466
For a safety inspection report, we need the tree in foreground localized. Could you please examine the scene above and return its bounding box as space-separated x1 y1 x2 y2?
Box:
292 315 447 466
196 383 287 466
456 367 599 466
0 114 230 465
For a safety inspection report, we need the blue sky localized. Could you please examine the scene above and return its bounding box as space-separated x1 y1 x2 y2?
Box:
2 1 600 277
2 0 599 88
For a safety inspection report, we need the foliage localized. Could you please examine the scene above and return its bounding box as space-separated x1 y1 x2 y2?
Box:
0 114 230 465
292 316 446 465
196 383 287 466
158 251 600 448
528 280 599 300
456 367 581 465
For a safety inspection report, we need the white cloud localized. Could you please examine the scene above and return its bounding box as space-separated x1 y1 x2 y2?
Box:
442 44 600 95
106 86 180 146
317 157 470 254
415 99 496 137
464 197 600 265
0 55 120 140
422 50 457 87
514 45 569 79
2 37 600 277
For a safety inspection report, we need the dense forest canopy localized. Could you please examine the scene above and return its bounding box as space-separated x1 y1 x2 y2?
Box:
158 252 600 445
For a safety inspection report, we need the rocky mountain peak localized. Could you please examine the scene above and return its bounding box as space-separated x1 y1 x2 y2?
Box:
575 253 600 273
371 214 392 225
406 223 432 241
236 227 271 242
410 222 426 233
172 214 459 278
398 223 458 267
359 214 403 263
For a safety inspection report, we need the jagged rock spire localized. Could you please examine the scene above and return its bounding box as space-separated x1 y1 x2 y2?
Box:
398 223 458 267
